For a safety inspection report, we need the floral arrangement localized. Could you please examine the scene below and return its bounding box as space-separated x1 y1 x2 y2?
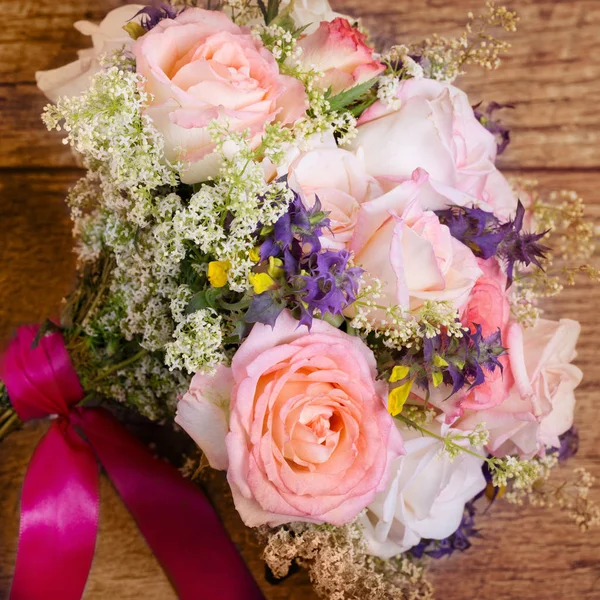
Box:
2 1 599 598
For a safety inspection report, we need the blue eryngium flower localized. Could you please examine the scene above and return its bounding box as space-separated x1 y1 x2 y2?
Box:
134 3 182 32
474 101 514 155
436 201 549 287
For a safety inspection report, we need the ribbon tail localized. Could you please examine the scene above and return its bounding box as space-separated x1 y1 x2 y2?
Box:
10 420 99 600
75 408 264 600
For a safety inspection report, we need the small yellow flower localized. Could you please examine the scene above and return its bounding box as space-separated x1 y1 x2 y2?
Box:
267 256 284 280
432 370 444 388
432 355 449 367
207 261 230 288
249 272 276 294
249 246 261 263
388 380 413 417
389 365 410 383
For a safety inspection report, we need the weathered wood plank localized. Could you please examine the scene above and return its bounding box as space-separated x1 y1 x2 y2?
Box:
0 0 598 168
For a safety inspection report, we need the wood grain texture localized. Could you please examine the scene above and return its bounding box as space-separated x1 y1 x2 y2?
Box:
0 1 599 599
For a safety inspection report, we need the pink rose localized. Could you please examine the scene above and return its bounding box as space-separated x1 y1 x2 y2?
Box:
454 258 513 413
287 147 383 250
459 319 583 458
462 258 510 339
176 311 404 526
298 18 384 94
349 169 482 315
133 8 307 184
348 78 497 199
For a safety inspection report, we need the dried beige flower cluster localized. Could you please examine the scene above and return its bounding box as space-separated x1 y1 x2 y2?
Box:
259 522 434 600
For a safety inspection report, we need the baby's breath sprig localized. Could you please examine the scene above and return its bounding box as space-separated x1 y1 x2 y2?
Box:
396 414 492 462
504 455 600 532
397 414 542 490
509 180 599 326
410 2 518 82
351 279 466 351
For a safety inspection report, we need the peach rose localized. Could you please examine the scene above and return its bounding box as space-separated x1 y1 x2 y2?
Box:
132 8 307 184
287 147 383 250
176 311 404 526
297 18 384 95
459 319 583 458
349 169 482 316
348 78 497 199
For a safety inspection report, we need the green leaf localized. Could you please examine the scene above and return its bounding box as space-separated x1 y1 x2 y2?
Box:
122 22 146 41
257 0 268 22
261 0 281 24
185 288 220 314
432 370 444 388
327 78 379 113
271 0 297 31
244 293 286 327
348 95 378 118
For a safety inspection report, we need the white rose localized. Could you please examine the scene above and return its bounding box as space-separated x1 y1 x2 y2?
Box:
348 78 498 200
282 0 347 33
36 5 144 102
360 416 486 558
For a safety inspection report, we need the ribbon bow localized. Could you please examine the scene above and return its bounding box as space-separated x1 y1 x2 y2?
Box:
0 325 264 600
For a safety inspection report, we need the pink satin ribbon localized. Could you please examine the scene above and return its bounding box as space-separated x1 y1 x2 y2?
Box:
1 325 264 600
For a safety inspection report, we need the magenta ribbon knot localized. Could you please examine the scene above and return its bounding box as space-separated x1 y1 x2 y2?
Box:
1 325 264 600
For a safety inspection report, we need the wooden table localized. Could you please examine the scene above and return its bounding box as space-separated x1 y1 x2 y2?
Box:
1 1 599 598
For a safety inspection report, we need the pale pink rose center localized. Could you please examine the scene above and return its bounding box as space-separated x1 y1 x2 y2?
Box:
306 188 360 241
266 364 362 474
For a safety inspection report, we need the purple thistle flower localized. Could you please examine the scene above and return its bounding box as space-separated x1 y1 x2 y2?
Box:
299 250 363 319
416 326 506 398
474 101 514 155
261 193 330 262
134 3 182 32
247 189 359 329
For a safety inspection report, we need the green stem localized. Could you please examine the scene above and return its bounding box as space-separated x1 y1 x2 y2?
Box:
0 408 15 426
395 414 489 464
0 412 20 441
70 257 113 342
88 349 148 387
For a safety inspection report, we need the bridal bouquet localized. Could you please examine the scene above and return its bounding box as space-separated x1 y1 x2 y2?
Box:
2 1 599 598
